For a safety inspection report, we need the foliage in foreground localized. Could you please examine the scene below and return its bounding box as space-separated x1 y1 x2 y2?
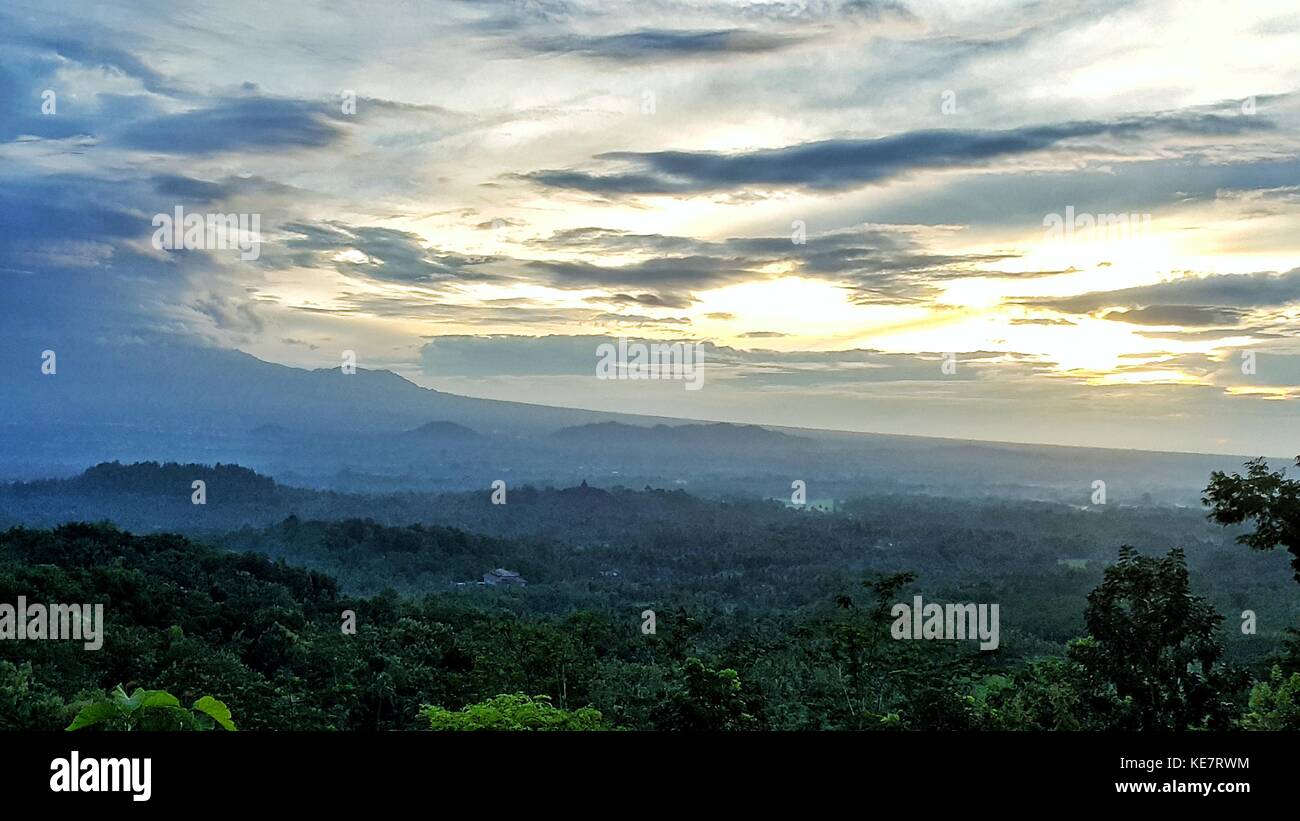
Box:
422 694 606 731
2 456 1300 731
1240 667 1300 731
67 685 236 731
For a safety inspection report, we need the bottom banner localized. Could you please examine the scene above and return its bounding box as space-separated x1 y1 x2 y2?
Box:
2 731 1282 808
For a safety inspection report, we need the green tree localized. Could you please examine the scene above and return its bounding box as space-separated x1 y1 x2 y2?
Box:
1204 457 1300 581
824 572 916 727
653 657 756 730
0 661 67 730
420 694 607 731
972 660 1085 730
1241 666 1300 730
1068 546 1243 730
1204 457 1300 676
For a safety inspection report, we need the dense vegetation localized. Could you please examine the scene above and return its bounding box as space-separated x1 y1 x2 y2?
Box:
2 459 1299 730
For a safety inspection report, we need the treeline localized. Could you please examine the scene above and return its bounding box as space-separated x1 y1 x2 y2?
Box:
3 462 1300 665
4 457 1300 730
7 461 278 500
1 523 1298 730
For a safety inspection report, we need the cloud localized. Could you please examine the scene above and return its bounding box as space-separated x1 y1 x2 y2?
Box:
0 167 269 347
278 221 501 285
319 294 622 327
419 333 1001 384
601 292 696 309
1011 317 1076 326
476 0 914 60
517 224 1021 305
1 13 185 97
5 0 1300 453
1100 306 1247 327
1025 268 1300 315
422 334 618 376
522 110 1278 195
192 292 266 336
590 312 691 325
522 254 759 290
118 95 345 154
522 28 809 61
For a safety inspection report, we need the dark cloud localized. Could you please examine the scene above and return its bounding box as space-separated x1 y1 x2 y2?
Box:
590 312 692 325
527 226 707 255
326 293 605 326
150 174 306 204
1134 327 1291 342
2 15 186 97
831 155 1300 231
522 254 759 289
476 0 912 58
0 175 143 250
522 225 1019 305
278 221 500 285
523 111 1277 195
119 96 344 154
602 292 696 309
0 170 256 345
281 220 1002 308
152 174 230 202
522 28 808 61
1100 305 1247 327
1025 268 1300 314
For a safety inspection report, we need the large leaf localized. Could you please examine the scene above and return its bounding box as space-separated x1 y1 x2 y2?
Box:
110 684 137 713
138 691 182 711
193 696 237 731
138 705 196 731
66 701 121 731
109 685 135 711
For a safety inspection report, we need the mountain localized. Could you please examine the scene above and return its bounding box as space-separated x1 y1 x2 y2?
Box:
0 339 647 436
0 339 666 481
0 338 1274 503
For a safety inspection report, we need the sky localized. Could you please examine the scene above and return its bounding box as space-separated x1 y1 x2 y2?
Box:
3 0 1300 454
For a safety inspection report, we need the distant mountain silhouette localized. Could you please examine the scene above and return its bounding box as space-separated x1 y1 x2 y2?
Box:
0 338 1264 502
0 339 666 436
60 460 278 499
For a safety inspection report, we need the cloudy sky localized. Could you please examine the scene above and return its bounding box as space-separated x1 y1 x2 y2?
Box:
4 0 1300 454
